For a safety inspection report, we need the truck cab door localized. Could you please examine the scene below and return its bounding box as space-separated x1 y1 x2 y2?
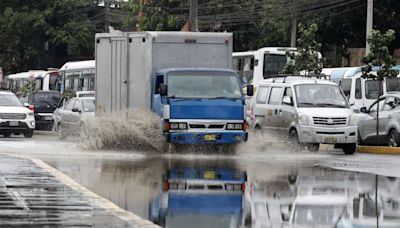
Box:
152 74 164 116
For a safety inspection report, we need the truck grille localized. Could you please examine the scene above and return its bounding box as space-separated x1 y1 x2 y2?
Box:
189 124 225 129
313 117 347 126
0 113 26 120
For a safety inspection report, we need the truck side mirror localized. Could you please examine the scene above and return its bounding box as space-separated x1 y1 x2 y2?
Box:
246 85 254 96
159 84 167 96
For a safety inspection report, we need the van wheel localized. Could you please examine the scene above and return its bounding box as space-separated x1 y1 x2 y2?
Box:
388 129 399 147
343 143 356 155
289 129 303 152
254 125 263 137
307 143 320 152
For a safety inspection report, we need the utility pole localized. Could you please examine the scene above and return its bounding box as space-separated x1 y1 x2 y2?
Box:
105 0 110 32
189 0 198 32
290 2 298 47
366 0 373 55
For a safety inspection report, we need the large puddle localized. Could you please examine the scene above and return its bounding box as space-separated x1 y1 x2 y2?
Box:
42 153 400 228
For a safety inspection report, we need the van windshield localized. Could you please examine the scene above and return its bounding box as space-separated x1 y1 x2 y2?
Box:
167 71 242 99
295 84 349 108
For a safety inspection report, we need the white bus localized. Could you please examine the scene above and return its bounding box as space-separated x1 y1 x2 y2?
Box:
233 47 297 86
5 70 60 93
59 60 95 93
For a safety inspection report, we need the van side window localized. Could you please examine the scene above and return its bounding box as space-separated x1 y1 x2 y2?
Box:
154 75 164 94
282 87 293 106
355 78 362 99
256 86 270 104
268 87 283 105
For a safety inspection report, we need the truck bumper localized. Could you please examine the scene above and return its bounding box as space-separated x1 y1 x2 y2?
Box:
298 125 357 144
166 131 248 145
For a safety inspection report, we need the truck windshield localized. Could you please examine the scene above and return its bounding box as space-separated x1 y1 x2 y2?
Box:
295 84 349 108
167 71 242 99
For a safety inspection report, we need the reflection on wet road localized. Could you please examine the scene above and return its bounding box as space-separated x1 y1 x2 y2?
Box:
41 154 400 228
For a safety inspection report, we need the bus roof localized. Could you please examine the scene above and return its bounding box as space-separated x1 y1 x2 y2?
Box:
6 70 53 79
60 60 95 71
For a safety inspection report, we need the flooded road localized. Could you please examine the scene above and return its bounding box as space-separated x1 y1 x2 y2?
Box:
1 133 400 227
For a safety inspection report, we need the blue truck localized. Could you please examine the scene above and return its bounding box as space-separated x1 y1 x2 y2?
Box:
95 32 252 146
149 168 247 228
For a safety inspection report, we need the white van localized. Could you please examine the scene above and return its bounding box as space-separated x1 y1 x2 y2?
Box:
249 76 357 154
340 72 400 111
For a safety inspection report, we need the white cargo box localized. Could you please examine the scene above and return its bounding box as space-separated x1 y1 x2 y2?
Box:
95 31 233 113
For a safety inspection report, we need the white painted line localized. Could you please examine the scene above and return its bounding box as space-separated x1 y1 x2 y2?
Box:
31 158 160 228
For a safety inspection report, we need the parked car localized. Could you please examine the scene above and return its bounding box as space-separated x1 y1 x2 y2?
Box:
248 76 358 154
0 91 35 138
28 91 62 130
358 93 400 147
53 97 95 139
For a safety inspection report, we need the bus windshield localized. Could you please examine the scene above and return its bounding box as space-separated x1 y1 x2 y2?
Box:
167 71 242 99
263 54 288 79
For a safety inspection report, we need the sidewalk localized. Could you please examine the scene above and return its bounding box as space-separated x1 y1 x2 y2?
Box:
0 154 159 227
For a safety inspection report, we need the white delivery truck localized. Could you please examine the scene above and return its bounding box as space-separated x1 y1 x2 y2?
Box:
95 31 252 146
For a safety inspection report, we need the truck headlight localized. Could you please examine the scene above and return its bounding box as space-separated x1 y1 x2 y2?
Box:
227 123 243 130
170 122 187 130
349 114 358 126
298 113 309 125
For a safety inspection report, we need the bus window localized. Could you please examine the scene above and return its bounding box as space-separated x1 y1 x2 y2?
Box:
35 78 43 90
263 54 287 79
340 79 352 100
234 56 255 85
386 78 400 92
365 80 382 99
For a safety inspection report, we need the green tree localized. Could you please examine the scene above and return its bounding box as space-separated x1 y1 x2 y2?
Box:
0 0 94 74
281 23 323 75
362 29 399 146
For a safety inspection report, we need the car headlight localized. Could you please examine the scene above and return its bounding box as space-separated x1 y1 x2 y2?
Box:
298 113 309 125
28 112 34 116
349 114 358 126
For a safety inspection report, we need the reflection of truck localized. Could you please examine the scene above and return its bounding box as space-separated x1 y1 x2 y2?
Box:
95 32 252 145
149 168 247 228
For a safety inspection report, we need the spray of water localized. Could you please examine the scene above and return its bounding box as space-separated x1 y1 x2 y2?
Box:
82 110 167 152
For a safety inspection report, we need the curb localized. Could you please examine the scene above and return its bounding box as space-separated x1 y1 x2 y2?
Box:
357 146 400 155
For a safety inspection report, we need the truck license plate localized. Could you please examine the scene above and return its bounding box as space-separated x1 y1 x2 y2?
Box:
204 171 216 179
324 137 337 144
204 134 217 141
44 116 53 121
9 121 19 127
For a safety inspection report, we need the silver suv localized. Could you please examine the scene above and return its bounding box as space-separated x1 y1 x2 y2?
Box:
249 77 358 154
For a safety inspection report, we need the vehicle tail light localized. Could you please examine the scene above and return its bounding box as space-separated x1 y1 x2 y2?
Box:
163 180 169 192
241 183 246 192
28 105 35 112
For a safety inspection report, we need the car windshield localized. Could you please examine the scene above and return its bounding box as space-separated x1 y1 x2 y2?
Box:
0 94 23 107
295 84 349 108
167 71 242 99
32 92 61 105
293 205 344 226
82 99 95 112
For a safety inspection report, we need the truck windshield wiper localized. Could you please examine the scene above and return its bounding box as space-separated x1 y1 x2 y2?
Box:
207 97 240 100
315 103 347 108
168 96 202 102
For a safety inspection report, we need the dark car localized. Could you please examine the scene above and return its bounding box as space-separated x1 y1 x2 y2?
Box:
28 91 62 130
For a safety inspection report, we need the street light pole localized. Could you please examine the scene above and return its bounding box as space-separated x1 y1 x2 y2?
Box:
189 0 198 31
366 0 373 55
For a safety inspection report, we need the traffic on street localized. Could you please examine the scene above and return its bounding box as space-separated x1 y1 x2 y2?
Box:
1 1 400 228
